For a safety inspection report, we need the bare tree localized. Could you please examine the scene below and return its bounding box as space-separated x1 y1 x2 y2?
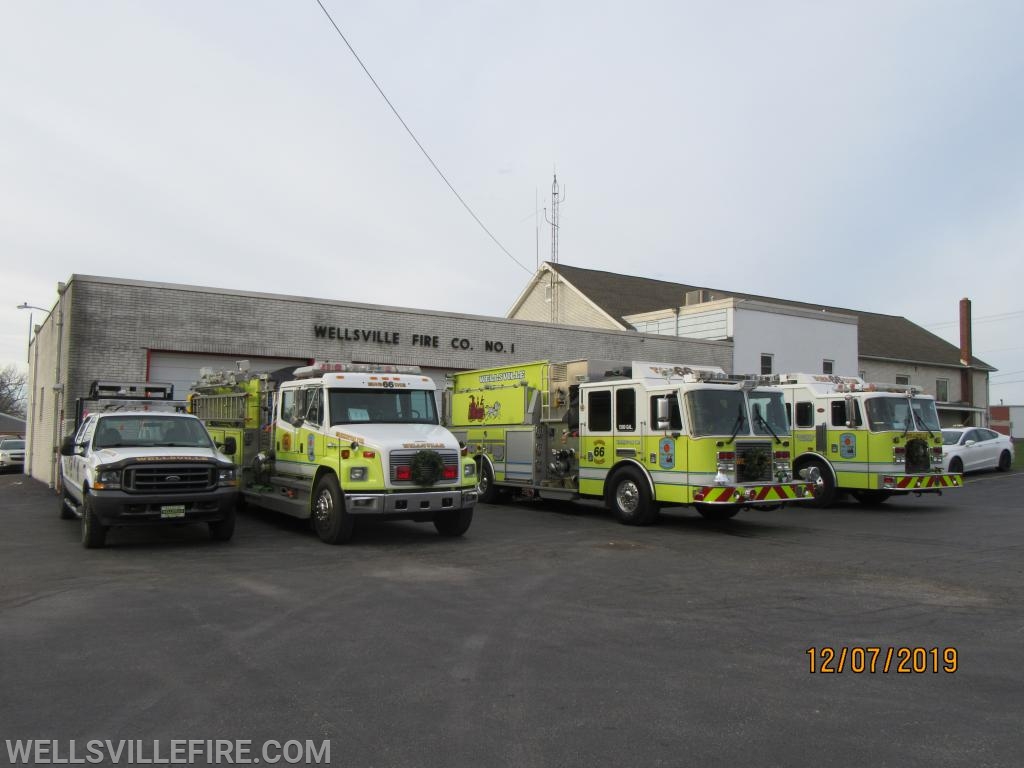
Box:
0 364 28 418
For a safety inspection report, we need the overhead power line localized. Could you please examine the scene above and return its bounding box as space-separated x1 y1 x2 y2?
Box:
313 0 532 274
925 309 1024 328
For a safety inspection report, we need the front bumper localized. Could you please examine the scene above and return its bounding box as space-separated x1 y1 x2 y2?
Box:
694 481 816 505
89 486 238 526
881 473 963 492
344 487 478 516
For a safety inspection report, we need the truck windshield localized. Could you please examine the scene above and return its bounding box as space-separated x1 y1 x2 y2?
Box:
749 390 791 437
864 395 939 432
92 416 213 448
328 388 438 425
686 389 749 437
910 397 941 432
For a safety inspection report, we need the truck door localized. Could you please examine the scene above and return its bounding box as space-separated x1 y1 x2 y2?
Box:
580 388 612 489
613 386 642 463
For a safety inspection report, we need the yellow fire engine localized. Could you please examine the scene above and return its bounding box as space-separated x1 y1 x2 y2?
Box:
446 360 815 524
189 362 478 543
774 373 962 506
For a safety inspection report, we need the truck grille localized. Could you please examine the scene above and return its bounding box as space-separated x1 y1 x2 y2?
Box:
123 464 216 493
736 442 773 483
388 449 460 485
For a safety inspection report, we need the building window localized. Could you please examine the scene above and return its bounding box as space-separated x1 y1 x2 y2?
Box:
859 370 866 380
895 375 910 386
822 359 834 375
760 354 773 375
936 378 949 402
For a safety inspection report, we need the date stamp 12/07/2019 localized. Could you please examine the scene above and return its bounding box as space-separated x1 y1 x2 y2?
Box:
806 647 958 674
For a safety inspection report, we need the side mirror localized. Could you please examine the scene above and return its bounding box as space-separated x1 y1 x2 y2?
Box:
221 436 237 456
59 436 78 457
655 398 671 430
964 439 976 447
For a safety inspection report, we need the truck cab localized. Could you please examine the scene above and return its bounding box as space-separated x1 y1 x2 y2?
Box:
59 411 238 548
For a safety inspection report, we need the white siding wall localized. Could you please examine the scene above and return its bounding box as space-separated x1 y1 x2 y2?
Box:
512 280 620 329
732 307 858 376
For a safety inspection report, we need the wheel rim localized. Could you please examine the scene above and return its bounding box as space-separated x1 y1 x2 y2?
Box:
478 467 490 496
314 488 333 527
616 480 640 514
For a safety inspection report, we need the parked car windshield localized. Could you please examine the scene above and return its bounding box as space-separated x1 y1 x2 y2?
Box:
941 429 964 446
687 389 750 437
328 388 438 425
92 416 213 448
748 390 791 436
1 439 25 449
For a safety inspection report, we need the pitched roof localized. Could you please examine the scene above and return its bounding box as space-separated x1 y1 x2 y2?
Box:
0 412 26 435
547 263 993 370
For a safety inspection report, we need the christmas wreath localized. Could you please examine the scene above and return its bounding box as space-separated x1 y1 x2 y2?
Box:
740 446 772 482
411 449 445 486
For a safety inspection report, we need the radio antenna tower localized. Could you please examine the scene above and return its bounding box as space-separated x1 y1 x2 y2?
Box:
544 173 564 323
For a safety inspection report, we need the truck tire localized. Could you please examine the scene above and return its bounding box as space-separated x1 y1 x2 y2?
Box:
434 508 473 537
81 493 108 549
208 506 236 542
476 459 498 504
851 490 891 506
311 474 354 545
59 488 75 520
948 457 963 475
607 468 658 526
695 504 740 520
798 458 836 508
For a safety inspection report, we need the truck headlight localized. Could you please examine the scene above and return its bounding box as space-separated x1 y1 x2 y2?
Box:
464 463 476 478
217 467 237 487
95 470 121 490
349 467 368 482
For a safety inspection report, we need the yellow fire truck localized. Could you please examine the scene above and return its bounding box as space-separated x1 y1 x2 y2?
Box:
774 373 962 506
446 360 816 524
189 362 478 543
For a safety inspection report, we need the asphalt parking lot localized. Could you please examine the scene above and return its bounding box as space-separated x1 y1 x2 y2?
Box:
2 472 1022 768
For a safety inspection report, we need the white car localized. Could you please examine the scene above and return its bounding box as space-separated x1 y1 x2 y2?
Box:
941 428 1015 474
0 438 25 472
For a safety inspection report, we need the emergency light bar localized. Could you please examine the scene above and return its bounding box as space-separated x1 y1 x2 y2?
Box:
294 361 423 379
776 373 921 396
89 381 175 400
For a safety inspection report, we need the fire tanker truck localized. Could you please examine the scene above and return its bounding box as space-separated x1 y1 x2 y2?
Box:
773 373 962 506
446 360 816 524
189 362 478 544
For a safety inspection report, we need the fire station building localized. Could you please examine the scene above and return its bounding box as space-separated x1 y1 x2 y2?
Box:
23 274 733 486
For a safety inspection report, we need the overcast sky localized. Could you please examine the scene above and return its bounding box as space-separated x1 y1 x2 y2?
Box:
2 1 1023 404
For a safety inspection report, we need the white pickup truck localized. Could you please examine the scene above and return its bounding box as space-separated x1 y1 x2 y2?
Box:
59 411 239 548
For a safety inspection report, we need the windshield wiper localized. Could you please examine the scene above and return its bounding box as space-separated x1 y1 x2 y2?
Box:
912 409 935 438
756 410 782 444
726 404 747 444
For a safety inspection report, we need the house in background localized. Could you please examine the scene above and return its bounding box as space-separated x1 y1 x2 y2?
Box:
989 405 1022 439
508 262 993 427
0 412 26 438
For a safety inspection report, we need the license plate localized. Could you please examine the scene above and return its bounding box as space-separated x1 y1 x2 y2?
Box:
160 505 186 519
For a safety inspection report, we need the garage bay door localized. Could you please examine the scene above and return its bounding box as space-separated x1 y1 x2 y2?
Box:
148 352 309 401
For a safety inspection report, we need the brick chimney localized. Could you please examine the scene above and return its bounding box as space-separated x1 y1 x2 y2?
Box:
959 298 973 405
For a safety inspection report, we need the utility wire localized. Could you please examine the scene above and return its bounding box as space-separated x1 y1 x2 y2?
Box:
925 309 1024 328
314 0 532 274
